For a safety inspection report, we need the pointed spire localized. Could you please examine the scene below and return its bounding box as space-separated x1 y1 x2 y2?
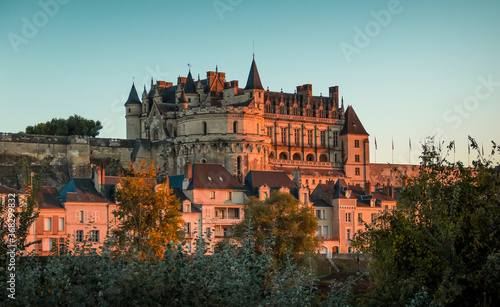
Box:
125 83 141 105
178 88 188 104
151 77 154 86
340 106 368 136
184 70 197 94
142 85 148 98
244 57 264 90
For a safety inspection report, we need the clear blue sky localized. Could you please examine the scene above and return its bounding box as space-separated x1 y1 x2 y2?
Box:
1 0 499 165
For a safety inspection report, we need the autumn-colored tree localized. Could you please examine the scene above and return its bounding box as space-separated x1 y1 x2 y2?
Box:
233 191 319 262
352 137 500 306
112 159 183 258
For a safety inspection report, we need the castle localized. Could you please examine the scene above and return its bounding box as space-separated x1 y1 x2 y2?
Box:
125 57 373 189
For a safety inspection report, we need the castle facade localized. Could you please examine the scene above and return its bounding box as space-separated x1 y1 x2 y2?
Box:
125 58 371 189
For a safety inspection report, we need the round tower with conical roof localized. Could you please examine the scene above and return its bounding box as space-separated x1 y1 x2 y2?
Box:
124 83 142 139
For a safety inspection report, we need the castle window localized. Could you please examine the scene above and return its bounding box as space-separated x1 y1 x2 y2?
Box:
320 131 326 147
188 98 191 102
333 132 339 147
355 167 360 176
293 153 301 160
281 127 287 145
266 126 273 137
128 108 131 113
203 121 207 135
355 155 360 162
233 121 238 133
210 191 215 199
319 154 328 162
237 156 242 175
306 153 315 161
153 129 159 141
279 152 288 160
226 191 232 201
346 213 351 223
307 130 313 146
294 128 300 145
354 140 360 148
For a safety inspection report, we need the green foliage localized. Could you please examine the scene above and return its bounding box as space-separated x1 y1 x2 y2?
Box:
25 114 102 137
3 227 351 306
112 159 183 259
352 137 500 306
233 191 320 263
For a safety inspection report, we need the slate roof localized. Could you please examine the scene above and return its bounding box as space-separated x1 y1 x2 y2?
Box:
59 178 109 203
340 106 368 136
168 175 184 189
36 187 64 210
125 83 141 105
189 163 243 190
244 58 264 90
184 70 197 94
311 198 332 208
0 184 22 194
245 170 297 189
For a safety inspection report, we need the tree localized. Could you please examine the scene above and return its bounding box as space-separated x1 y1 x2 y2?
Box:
352 137 500 306
233 191 319 262
25 114 102 137
112 159 183 258
1 159 41 256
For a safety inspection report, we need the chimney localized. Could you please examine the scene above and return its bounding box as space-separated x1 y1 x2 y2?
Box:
293 168 301 187
93 166 103 193
182 162 192 190
364 181 371 195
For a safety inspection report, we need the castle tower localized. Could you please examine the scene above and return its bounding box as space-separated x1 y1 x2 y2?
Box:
124 83 142 139
244 56 265 105
184 69 199 106
340 106 370 187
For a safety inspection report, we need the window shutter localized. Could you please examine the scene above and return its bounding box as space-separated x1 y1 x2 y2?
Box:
84 211 87 223
53 215 58 234
42 238 50 251
75 212 79 223
96 212 100 223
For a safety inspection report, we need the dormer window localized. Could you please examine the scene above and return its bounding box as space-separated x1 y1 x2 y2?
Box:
219 177 223 181
208 176 212 181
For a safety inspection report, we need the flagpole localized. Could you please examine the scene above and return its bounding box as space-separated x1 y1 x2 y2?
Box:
468 142 470 167
374 136 377 163
392 137 394 164
409 137 411 165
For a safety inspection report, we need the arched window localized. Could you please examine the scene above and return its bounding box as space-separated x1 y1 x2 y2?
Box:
268 152 275 159
202 121 207 135
306 153 315 161
292 153 301 161
153 128 159 141
237 156 242 175
319 154 328 162
279 152 288 160
233 121 238 133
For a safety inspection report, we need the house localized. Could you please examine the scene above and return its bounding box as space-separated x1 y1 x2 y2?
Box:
58 167 117 252
312 179 396 254
169 162 245 250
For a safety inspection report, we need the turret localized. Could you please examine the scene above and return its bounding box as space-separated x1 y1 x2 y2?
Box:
340 106 369 186
124 83 142 139
244 56 265 104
